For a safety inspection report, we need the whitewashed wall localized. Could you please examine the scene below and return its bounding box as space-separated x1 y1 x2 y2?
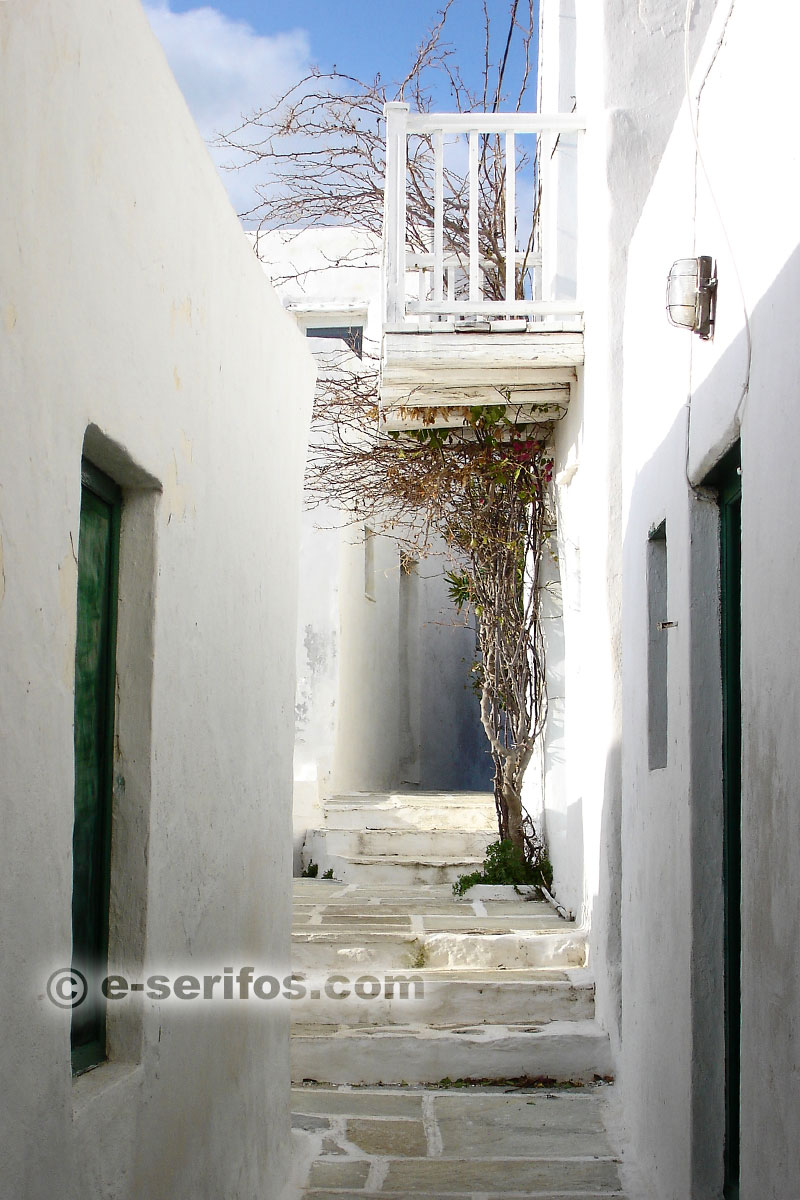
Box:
532 0 625 1063
0 3 314 1198
538 0 800 1195
615 1 800 1195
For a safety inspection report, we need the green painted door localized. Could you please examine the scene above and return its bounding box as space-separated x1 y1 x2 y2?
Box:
71 461 120 1074
719 447 742 1200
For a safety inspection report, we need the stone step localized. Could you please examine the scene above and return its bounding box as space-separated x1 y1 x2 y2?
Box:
288 880 621 1192
304 826 496 860
302 1188 627 1197
292 914 572 934
321 790 497 832
292 928 586 972
292 885 553 915
288 967 595 1026
303 1191 627 1198
303 1193 626 1199
291 1019 613 1085
301 851 488 886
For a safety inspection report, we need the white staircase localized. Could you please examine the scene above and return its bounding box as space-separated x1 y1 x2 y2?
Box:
291 878 612 1087
301 790 497 885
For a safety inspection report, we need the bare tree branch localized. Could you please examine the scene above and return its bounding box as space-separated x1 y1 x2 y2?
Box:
228 2 550 864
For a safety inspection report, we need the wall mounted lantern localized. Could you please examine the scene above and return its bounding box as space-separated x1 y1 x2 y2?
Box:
666 255 717 339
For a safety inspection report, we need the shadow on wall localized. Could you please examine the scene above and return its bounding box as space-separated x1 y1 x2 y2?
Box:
616 245 800 1198
584 300 764 1077
440 692 495 792
593 741 622 1050
616 362 728 1200
584 8 716 1060
543 790 584 919
414 566 495 792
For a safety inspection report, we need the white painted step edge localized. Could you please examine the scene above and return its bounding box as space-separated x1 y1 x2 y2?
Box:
291 1019 614 1085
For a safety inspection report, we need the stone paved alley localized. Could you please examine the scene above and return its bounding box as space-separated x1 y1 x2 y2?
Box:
288 828 635 1198
292 1082 629 1199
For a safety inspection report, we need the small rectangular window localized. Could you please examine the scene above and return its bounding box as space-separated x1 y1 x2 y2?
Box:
306 325 363 358
647 521 668 770
71 460 120 1073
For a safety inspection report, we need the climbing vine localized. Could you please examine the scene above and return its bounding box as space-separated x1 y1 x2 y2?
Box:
305 388 554 863
228 0 552 864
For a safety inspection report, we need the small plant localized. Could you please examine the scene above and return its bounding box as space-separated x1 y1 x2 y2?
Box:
322 868 334 879
409 940 429 969
301 861 319 878
453 839 553 897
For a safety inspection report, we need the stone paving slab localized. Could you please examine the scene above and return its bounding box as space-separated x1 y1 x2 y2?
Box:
292 1089 424 1117
435 1118 613 1158
306 1157 624 1194
379 1158 622 1192
292 884 571 933
344 1117 429 1157
308 1160 372 1189
293 1085 627 1198
434 1092 609 1132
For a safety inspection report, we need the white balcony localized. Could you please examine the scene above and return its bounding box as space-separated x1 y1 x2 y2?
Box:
379 104 585 430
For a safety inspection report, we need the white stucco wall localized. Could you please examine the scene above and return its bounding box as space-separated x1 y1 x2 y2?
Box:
542 0 800 1195
0 3 314 1198
534 0 625 1059
615 3 800 1194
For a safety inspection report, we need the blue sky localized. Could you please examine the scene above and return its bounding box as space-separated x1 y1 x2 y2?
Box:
144 0 539 212
158 0 492 87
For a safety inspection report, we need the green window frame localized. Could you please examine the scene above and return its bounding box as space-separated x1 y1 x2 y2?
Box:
70 459 121 1075
704 440 742 1199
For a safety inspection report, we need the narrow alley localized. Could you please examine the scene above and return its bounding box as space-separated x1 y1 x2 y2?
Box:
288 792 631 1197
4 3 800 1198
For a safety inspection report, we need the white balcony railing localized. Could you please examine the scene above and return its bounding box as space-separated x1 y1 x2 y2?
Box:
382 104 585 332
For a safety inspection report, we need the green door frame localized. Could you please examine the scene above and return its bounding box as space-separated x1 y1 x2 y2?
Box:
717 444 742 1200
71 459 121 1074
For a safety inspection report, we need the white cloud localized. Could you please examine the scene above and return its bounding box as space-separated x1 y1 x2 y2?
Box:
144 3 313 214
